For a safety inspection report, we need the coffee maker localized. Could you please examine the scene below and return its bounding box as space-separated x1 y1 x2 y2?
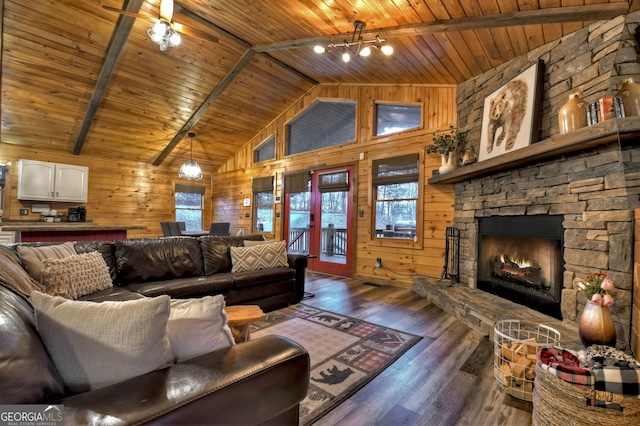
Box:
68 208 79 222
68 206 86 222
77 206 86 222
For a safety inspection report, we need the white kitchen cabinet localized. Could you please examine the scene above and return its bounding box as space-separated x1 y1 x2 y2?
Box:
17 159 89 202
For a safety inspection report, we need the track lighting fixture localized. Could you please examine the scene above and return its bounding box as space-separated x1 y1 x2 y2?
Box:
313 21 393 63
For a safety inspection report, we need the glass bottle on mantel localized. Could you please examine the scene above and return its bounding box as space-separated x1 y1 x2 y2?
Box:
616 77 640 117
558 92 587 135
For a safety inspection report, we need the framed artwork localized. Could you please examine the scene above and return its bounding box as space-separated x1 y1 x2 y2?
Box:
479 61 542 162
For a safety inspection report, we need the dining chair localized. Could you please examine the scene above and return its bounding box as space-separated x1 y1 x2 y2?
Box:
209 222 231 236
168 222 182 236
160 222 172 237
177 221 186 232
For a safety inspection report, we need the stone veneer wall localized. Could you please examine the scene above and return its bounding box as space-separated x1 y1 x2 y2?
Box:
452 12 640 350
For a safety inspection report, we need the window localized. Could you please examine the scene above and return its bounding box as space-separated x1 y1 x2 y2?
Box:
374 103 422 136
252 176 274 232
372 154 419 239
254 134 276 163
175 183 205 231
287 100 356 155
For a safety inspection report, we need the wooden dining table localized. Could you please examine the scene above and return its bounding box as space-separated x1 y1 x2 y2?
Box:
180 230 209 237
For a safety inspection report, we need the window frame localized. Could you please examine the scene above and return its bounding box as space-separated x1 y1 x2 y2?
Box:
252 176 274 233
253 133 276 163
174 183 206 231
372 101 424 138
370 153 423 246
285 98 357 157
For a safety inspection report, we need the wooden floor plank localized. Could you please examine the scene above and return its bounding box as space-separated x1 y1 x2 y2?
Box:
303 273 534 426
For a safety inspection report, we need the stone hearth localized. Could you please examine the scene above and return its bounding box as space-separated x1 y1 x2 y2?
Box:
412 276 582 351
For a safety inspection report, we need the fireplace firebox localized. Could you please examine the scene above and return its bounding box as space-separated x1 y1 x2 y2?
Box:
478 216 563 319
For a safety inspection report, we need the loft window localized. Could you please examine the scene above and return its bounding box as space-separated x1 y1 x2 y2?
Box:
175 183 205 231
254 134 276 163
286 100 356 155
372 154 419 239
374 103 422 136
252 176 274 232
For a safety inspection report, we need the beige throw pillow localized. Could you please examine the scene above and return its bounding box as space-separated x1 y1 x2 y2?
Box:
41 251 113 299
168 296 235 363
230 240 288 273
17 242 76 282
31 292 173 393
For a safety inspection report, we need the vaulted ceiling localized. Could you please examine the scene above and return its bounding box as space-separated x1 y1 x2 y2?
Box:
0 0 633 173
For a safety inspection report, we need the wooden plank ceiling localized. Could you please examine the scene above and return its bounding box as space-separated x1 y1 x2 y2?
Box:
0 0 631 172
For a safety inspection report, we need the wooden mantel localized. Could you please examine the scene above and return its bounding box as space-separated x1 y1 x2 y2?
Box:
428 117 640 185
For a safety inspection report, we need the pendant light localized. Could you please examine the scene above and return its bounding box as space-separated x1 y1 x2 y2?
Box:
178 132 203 180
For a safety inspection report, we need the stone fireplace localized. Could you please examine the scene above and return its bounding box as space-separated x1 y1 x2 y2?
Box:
419 13 640 350
477 215 563 319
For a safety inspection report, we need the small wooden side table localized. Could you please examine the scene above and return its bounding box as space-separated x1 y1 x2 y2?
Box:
225 305 265 344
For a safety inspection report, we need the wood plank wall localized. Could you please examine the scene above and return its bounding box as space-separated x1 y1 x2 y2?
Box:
0 144 213 239
214 83 457 286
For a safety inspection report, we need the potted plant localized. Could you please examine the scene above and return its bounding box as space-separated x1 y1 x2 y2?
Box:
426 126 467 174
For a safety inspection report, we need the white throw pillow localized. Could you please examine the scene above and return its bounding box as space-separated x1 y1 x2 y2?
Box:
230 240 288 273
168 296 235 363
31 292 173 393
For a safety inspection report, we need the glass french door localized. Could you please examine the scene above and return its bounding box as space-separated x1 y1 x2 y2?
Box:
284 166 353 276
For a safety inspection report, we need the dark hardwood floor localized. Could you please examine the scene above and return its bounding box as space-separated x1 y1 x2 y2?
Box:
301 273 534 426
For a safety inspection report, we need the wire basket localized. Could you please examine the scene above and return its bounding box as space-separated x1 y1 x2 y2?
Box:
493 319 561 401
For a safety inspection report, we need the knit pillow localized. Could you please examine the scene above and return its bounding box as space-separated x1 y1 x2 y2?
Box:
17 242 76 282
229 240 288 273
31 292 173 393
41 251 113 299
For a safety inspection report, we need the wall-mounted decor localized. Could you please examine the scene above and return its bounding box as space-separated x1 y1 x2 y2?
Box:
479 61 541 162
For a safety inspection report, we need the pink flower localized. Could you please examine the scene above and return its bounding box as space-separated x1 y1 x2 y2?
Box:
591 293 603 305
602 294 614 307
601 277 614 292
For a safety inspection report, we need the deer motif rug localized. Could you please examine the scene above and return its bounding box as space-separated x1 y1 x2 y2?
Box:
251 303 422 425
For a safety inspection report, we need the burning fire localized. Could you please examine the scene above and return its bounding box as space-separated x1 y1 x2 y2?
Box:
499 254 531 268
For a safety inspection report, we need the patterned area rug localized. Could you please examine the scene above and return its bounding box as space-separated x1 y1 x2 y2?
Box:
251 303 422 425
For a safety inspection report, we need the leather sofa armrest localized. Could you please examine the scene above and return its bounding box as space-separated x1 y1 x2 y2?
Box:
61 335 310 425
287 254 308 303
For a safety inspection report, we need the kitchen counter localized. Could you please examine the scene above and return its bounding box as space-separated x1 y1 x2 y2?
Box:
0 222 145 242
0 223 144 232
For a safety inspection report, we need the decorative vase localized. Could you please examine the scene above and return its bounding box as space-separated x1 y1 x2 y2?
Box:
558 92 587 134
439 152 455 174
616 77 640 117
579 302 616 347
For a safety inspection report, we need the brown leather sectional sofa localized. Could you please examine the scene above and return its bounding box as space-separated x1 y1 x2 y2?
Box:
10 234 308 311
0 235 311 424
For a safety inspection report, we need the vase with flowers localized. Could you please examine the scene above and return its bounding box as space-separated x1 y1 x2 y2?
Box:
577 272 616 347
426 126 467 174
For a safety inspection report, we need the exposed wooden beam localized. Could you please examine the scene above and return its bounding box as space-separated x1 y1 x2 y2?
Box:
254 4 629 52
72 0 144 155
631 0 640 14
175 3 317 85
153 49 257 166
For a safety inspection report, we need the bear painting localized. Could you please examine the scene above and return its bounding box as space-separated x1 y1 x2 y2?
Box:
486 79 527 154
479 62 539 162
